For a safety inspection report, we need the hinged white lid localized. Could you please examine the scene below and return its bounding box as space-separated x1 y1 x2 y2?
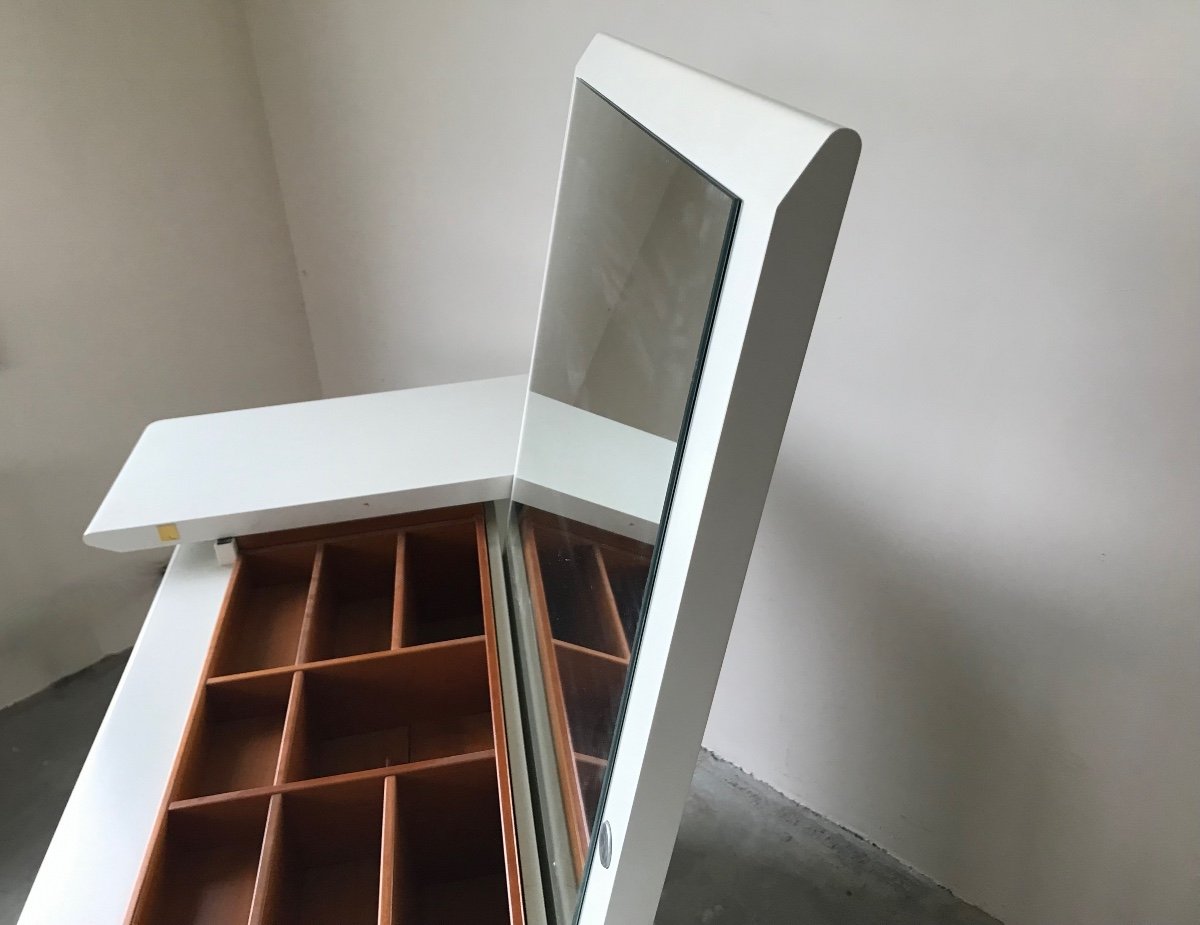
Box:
83 375 525 551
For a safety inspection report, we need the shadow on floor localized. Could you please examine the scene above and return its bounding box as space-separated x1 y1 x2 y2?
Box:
657 752 999 924
0 651 130 924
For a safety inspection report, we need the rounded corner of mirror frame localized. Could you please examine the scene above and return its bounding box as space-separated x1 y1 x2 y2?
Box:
562 35 862 925
574 33 857 203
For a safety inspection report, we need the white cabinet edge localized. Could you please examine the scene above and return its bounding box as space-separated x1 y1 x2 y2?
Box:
84 375 527 552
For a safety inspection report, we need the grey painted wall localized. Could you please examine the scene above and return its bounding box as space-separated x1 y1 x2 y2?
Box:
6 3 1195 924
0 0 321 706
244 4 1199 923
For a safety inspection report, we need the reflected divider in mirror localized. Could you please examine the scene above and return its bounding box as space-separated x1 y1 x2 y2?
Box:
503 72 740 923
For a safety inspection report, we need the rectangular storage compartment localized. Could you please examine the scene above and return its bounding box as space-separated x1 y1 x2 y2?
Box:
256 778 386 925
210 545 316 677
595 546 651 648
518 510 656 875
130 795 270 925
400 521 486 645
303 534 398 661
125 507 523 925
554 643 626 760
528 529 628 659
173 672 292 800
575 754 607 833
285 641 494 782
391 757 512 924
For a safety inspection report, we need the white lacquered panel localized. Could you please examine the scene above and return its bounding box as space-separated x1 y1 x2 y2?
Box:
85 375 526 552
565 36 860 925
17 544 231 925
513 393 674 544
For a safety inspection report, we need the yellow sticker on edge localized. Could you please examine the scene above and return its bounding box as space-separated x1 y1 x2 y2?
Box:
156 523 180 542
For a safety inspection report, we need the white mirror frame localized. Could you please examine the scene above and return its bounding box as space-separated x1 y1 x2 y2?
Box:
534 35 862 924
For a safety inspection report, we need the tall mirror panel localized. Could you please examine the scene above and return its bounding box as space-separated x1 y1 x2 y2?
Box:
502 81 738 920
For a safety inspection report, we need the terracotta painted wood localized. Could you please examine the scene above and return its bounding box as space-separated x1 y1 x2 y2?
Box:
391 751 516 923
554 644 628 760
292 639 492 779
125 506 525 925
130 794 271 925
390 532 407 650
306 534 397 661
293 544 327 666
275 672 307 786
237 505 484 551
168 750 498 812
206 634 486 688
592 545 651 654
208 545 317 677
554 638 630 669
574 754 609 833
587 544 632 659
247 794 285 925
379 776 398 925
173 671 292 801
401 518 487 645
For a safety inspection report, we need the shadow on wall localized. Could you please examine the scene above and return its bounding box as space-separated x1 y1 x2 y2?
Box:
710 424 1200 924
0 459 166 708
766 460 1085 919
657 753 1000 925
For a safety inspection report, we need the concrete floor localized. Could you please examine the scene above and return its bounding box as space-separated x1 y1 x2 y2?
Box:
660 758 999 925
0 653 998 925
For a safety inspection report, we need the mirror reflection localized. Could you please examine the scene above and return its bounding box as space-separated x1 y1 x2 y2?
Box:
503 81 737 919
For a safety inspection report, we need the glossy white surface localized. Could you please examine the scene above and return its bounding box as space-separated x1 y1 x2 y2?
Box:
0 0 321 709
560 37 859 925
36 34 857 925
84 375 526 552
512 393 674 544
17 544 232 925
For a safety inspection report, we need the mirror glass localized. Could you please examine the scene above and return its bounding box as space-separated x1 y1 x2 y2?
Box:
501 81 738 919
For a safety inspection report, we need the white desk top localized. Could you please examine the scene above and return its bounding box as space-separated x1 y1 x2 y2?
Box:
84 375 527 552
25 376 678 924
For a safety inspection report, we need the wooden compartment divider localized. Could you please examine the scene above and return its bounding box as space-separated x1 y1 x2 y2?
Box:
209 545 319 677
390 533 407 650
264 776 387 925
592 546 651 650
130 794 272 925
275 672 307 787
401 521 488 646
553 643 628 760
124 507 524 925
380 776 399 925
390 755 515 923
574 754 608 833
247 794 285 925
302 534 398 662
285 642 494 780
291 544 326 668
172 672 293 801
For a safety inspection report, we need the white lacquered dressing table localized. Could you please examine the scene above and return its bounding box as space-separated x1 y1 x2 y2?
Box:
19 377 529 925
18 34 859 925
